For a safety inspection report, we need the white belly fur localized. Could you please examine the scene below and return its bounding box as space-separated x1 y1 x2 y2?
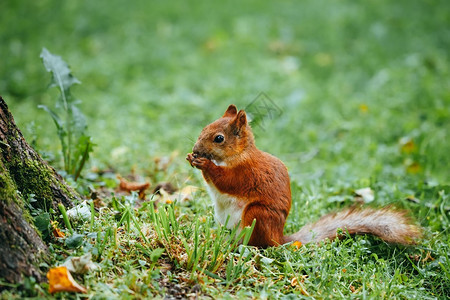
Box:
205 182 244 229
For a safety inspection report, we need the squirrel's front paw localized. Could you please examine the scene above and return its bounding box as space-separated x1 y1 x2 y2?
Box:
191 157 212 170
186 153 211 170
186 153 197 167
191 157 213 170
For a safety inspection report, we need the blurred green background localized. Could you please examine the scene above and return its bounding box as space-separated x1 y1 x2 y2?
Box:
1 0 449 183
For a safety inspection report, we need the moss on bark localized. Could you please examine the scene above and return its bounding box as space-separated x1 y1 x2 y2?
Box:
0 159 17 204
8 159 55 211
0 96 79 285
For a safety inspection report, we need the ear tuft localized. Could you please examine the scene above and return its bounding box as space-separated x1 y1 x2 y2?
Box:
223 104 238 117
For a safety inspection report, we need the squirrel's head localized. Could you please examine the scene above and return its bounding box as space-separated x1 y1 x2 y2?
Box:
192 104 255 165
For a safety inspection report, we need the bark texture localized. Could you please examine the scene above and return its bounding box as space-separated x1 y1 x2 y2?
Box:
0 96 80 286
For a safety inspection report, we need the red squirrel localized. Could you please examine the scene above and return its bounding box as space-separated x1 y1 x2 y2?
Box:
186 104 422 247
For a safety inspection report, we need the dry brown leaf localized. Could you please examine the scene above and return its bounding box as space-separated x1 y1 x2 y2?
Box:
93 197 106 208
153 182 177 195
118 176 150 199
47 266 87 294
290 275 309 296
422 251 435 263
290 276 298 287
51 221 65 238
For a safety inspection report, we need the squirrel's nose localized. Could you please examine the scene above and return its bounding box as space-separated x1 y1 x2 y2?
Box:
192 143 200 154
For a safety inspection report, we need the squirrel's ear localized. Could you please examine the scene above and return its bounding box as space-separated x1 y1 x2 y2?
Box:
223 104 238 117
232 110 248 135
236 110 247 127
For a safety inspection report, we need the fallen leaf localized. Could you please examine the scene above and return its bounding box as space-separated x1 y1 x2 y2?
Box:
153 182 177 195
159 189 173 204
350 285 356 293
118 176 150 199
93 197 106 208
290 276 309 296
155 185 199 204
173 185 199 203
399 137 417 154
406 161 422 174
51 221 65 238
409 254 421 262
47 266 87 294
422 251 434 263
354 187 375 203
290 277 298 287
292 241 302 249
66 201 91 221
61 253 98 275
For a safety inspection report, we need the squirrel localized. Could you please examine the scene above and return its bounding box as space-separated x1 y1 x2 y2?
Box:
186 104 422 248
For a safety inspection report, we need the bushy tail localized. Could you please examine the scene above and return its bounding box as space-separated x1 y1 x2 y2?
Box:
286 207 422 245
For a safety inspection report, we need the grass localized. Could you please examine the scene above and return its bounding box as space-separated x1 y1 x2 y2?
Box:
1 0 449 298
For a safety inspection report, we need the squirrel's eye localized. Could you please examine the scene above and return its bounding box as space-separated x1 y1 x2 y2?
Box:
214 134 225 143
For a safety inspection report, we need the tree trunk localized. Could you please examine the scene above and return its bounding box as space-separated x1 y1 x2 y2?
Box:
0 96 80 286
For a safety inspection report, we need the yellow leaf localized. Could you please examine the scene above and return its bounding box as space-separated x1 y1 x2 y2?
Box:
47 266 87 294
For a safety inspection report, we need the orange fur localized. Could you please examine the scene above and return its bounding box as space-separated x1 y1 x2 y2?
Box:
187 105 422 247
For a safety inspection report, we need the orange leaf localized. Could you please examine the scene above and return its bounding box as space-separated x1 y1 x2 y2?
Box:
292 241 302 249
52 227 65 238
47 266 87 294
51 221 65 238
118 176 150 199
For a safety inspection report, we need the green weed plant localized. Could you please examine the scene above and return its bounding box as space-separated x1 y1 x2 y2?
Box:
39 48 93 180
